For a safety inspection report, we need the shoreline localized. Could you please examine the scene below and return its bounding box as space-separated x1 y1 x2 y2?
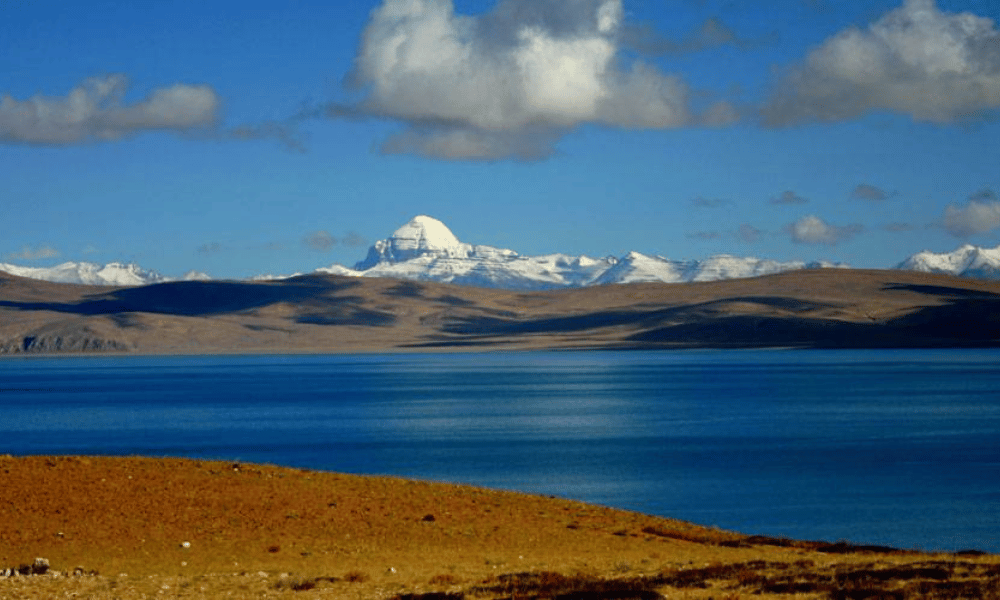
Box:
2 456 997 599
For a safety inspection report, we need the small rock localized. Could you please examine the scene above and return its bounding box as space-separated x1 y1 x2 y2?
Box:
181 541 191 549
32 558 50 575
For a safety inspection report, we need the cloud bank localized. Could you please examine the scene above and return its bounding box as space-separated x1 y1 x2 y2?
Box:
0 75 220 145
763 0 1000 125
943 189 1000 236
345 0 734 160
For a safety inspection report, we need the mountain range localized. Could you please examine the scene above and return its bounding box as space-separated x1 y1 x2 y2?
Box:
3 215 999 288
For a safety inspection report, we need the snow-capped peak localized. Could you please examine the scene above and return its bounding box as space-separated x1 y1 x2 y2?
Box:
394 215 463 253
324 215 831 289
897 244 1000 279
2 215 860 290
354 215 474 269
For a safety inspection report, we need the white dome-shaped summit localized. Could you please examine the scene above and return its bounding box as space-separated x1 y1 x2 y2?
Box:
390 215 463 255
354 215 472 268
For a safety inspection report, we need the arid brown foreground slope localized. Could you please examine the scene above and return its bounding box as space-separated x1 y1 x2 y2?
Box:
1 457 998 600
2 269 1000 354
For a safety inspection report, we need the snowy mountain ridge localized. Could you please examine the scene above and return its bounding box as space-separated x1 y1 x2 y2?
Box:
0 261 207 286
7 215 1000 289
896 244 1000 280
316 215 842 289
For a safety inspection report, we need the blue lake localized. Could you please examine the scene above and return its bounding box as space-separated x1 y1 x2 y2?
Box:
1 349 998 553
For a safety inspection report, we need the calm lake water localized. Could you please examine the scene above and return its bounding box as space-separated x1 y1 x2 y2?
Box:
1 349 998 553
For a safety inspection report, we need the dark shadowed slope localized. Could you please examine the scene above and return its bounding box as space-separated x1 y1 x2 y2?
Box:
2 268 1000 354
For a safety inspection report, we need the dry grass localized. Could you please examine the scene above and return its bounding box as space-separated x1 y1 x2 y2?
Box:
4 268 1000 354
1 456 998 599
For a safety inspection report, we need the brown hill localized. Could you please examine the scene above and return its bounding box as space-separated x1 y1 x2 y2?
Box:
2 269 1000 354
1 456 997 599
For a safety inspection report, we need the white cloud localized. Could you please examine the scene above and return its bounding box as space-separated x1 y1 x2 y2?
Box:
787 215 863 245
345 0 723 160
4 245 60 261
942 189 1000 236
0 75 220 145
763 0 1000 125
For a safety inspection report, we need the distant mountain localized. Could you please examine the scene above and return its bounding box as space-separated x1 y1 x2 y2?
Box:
0 261 170 286
0 215 849 289
590 250 845 286
897 244 1000 280
318 215 843 289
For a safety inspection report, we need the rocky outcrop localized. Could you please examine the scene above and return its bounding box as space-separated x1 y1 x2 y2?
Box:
0 558 98 578
1 558 49 577
0 335 131 354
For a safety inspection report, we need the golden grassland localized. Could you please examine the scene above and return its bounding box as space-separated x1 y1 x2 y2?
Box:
4 268 1000 354
1 456 997 599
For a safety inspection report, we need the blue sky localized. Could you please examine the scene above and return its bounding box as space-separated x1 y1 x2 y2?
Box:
3 0 999 279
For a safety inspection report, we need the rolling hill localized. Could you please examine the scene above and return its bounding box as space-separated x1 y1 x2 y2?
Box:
3 267 1000 354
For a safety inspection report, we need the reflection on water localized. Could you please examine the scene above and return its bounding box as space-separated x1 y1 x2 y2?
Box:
1 349 999 552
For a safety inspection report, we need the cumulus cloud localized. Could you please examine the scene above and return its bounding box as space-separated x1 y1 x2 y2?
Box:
852 183 891 201
771 190 809 205
786 215 863 245
763 0 1000 125
0 74 220 145
341 0 731 160
3 245 60 261
303 230 338 252
942 188 1000 236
